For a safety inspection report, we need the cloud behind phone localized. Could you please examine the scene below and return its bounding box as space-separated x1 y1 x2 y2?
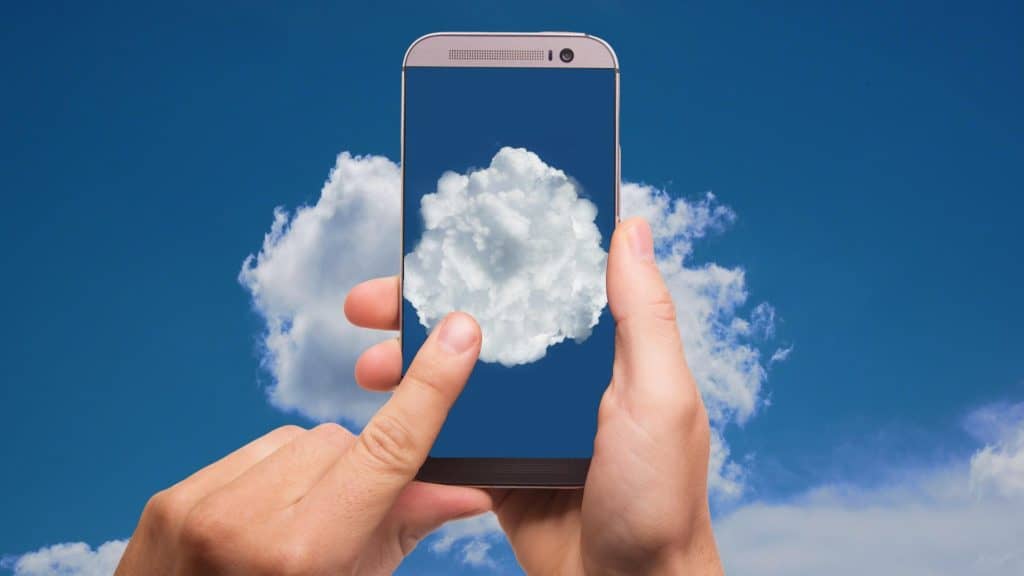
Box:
238 152 402 423
238 150 781 499
4 150 785 574
234 151 787 565
404 146 608 366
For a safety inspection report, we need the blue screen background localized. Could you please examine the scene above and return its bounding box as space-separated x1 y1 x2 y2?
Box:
403 67 616 458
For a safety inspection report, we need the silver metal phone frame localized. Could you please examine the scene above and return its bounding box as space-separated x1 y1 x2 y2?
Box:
398 32 620 486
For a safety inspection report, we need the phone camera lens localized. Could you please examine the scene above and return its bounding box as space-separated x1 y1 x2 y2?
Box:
559 48 574 63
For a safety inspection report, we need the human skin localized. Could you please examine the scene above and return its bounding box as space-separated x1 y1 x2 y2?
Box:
348 217 723 575
116 217 723 575
115 312 494 575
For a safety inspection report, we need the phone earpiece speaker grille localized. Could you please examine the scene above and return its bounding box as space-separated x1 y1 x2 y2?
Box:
448 48 546 61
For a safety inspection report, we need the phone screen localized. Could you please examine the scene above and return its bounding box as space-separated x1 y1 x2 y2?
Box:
402 66 616 459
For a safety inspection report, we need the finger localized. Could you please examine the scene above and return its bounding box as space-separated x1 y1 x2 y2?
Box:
197 423 356 518
606 218 699 413
299 312 481 541
379 483 493 555
345 276 400 330
491 488 582 542
173 425 305 499
355 339 402 391
157 425 306 529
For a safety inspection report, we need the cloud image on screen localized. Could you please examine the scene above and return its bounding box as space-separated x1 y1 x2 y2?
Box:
404 147 607 366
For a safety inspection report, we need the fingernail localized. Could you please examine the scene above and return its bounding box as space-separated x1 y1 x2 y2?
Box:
628 219 654 263
437 313 478 354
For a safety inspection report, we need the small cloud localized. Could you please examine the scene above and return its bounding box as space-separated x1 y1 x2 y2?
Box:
459 540 496 568
6 540 127 576
429 514 503 567
750 303 777 339
429 513 502 554
405 147 607 366
969 401 1024 499
769 346 793 366
964 400 1024 444
716 404 1024 575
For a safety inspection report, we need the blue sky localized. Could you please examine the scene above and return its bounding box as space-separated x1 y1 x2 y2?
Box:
2 1 1023 574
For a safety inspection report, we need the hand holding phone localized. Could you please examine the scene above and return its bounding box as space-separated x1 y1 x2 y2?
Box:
118 31 721 576
347 218 723 575
495 218 724 575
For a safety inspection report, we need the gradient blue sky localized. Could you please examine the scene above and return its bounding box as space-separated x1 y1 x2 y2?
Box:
2 1 1022 574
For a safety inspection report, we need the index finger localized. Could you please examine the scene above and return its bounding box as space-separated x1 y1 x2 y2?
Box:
297 312 481 542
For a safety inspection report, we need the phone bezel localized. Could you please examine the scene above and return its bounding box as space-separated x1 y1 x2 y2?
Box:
400 32 620 487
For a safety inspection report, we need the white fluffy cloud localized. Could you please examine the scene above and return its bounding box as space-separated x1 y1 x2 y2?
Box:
622 183 775 499
237 150 779 561
239 152 400 424
715 402 1024 575
968 401 1024 499
622 184 765 428
238 152 778 466
971 433 1024 499
404 147 607 366
4 540 127 576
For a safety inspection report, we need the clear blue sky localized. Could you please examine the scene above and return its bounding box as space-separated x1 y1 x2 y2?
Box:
2 1 1022 574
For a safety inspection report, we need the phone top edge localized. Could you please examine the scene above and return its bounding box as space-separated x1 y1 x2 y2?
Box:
403 32 618 70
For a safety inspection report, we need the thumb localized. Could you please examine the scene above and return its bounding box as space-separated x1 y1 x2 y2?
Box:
383 482 493 556
607 217 696 410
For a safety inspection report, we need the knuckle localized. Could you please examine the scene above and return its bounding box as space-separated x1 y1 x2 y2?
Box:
402 369 449 403
261 537 317 576
671 389 704 428
647 290 678 324
311 422 354 453
275 424 306 438
673 383 701 415
142 488 191 531
312 421 348 442
596 382 627 430
615 290 680 343
679 395 711 445
357 412 419 473
694 404 712 445
179 499 237 561
397 525 422 557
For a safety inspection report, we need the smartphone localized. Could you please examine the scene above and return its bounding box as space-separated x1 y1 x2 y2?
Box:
401 32 619 486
